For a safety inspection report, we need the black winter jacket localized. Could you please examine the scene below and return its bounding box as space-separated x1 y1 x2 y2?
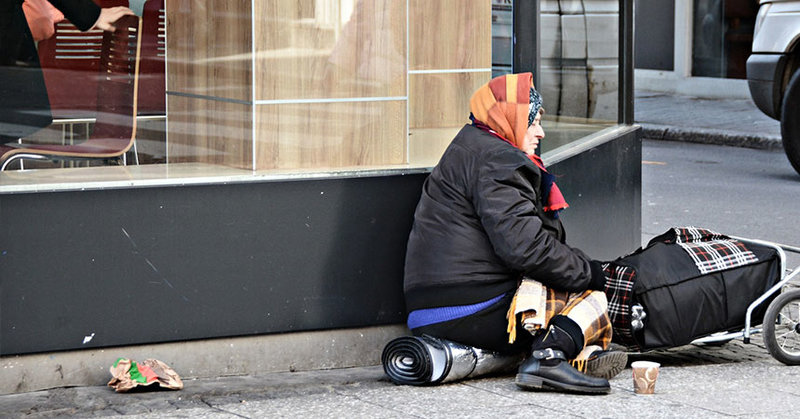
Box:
403 124 604 312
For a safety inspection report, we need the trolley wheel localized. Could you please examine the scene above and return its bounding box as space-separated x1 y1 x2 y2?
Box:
763 289 800 365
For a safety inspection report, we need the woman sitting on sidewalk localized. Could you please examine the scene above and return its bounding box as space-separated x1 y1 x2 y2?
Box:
403 72 626 394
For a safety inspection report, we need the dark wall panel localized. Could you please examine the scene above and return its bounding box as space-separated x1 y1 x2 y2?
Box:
1 175 425 355
634 0 675 71
0 129 641 355
550 129 642 260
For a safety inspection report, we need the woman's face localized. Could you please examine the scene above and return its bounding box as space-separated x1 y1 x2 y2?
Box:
521 111 544 155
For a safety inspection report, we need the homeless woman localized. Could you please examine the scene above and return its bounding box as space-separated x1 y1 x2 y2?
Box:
402 72 626 394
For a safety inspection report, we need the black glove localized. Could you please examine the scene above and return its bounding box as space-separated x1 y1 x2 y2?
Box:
587 260 607 291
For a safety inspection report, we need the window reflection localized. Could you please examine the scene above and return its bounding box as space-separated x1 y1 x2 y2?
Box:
692 0 756 79
2 0 166 170
1 0 625 187
491 0 512 78
539 0 619 153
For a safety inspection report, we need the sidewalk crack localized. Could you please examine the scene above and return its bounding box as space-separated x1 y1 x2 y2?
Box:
200 397 250 418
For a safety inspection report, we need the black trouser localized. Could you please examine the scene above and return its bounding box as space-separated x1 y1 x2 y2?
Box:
411 292 533 354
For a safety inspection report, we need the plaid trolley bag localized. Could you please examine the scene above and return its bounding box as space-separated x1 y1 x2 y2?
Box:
604 227 782 351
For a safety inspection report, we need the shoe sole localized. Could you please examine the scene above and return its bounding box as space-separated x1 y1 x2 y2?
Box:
515 373 610 395
586 352 628 380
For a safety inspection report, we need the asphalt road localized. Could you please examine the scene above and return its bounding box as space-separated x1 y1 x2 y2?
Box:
641 139 800 267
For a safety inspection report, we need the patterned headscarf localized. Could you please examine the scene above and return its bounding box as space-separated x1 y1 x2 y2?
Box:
469 72 535 151
469 73 568 216
529 88 543 126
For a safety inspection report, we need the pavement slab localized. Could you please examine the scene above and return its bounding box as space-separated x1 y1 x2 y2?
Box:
635 90 783 150
4 336 800 419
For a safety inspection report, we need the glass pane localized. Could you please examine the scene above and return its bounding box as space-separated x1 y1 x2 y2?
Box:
692 0 757 79
492 0 513 77
408 72 490 167
1 0 627 190
255 101 406 170
254 0 406 100
1 0 167 171
407 0 492 167
539 0 619 153
166 0 492 172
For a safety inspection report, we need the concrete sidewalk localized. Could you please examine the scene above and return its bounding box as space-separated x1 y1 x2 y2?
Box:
635 90 783 150
2 334 799 418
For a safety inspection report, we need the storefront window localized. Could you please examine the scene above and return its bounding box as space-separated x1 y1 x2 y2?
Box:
692 0 756 79
492 0 513 77
1 0 626 190
2 0 166 170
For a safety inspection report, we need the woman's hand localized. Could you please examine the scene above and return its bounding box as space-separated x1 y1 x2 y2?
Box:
92 6 134 32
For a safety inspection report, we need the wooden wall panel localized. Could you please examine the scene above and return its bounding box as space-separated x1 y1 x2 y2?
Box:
164 0 491 171
167 0 252 101
409 71 490 128
409 0 491 70
253 0 406 100
408 71 489 166
406 0 491 166
408 126 459 167
167 96 253 169
255 101 405 170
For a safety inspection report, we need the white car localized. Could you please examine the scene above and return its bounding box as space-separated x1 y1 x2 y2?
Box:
747 0 800 174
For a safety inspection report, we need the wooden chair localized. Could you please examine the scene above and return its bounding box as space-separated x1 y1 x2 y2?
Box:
0 15 143 171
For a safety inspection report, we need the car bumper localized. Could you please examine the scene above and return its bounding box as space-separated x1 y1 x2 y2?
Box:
746 53 787 120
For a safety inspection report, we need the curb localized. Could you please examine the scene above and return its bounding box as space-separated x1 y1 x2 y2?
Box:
640 123 784 151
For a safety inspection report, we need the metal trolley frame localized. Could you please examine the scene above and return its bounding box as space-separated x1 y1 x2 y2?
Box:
688 237 800 364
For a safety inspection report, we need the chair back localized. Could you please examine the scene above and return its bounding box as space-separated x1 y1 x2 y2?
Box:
139 0 166 115
90 15 142 153
0 15 142 170
38 2 165 118
37 22 104 118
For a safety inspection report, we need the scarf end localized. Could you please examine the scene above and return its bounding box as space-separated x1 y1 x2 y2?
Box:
543 202 569 212
506 294 517 344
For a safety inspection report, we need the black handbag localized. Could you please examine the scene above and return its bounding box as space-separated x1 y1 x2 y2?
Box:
604 227 781 351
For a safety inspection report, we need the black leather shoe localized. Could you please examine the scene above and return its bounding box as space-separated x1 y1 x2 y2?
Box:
515 348 611 394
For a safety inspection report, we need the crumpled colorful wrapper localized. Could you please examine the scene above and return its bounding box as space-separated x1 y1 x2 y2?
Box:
108 358 183 392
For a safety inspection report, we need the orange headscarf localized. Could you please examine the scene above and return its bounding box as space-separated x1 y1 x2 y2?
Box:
469 72 535 152
469 72 568 215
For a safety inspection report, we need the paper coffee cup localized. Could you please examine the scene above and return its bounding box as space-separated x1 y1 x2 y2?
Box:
631 361 660 394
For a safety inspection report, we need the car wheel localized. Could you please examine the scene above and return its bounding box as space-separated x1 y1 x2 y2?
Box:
781 69 800 175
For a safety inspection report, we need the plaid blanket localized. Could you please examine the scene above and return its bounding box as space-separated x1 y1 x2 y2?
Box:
664 227 758 274
603 263 638 349
507 279 612 356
